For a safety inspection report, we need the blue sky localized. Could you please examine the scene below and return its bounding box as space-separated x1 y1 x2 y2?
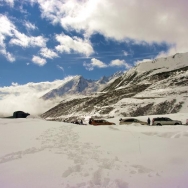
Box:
0 0 187 87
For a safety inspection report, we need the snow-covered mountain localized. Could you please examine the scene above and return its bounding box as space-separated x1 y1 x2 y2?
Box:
0 72 123 116
102 53 188 92
41 72 123 100
41 52 188 121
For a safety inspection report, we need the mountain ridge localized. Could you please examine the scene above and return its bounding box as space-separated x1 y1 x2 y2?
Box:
41 71 124 100
41 52 188 121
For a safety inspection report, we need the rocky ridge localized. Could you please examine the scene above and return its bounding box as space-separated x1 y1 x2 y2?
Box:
41 52 188 121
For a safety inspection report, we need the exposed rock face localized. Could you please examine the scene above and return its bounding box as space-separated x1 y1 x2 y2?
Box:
41 52 188 121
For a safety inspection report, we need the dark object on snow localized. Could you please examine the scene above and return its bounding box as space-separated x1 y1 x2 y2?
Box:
5 111 30 118
89 118 115 126
147 117 151 125
13 111 30 118
89 118 93 124
119 118 147 125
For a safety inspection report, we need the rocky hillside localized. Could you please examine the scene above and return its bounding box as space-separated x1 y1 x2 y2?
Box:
41 52 188 121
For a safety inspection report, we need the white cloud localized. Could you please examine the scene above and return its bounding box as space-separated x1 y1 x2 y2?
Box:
55 33 94 57
34 0 188 55
109 59 132 69
84 58 132 70
32 55 46 66
0 14 47 62
0 34 6 49
0 15 16 62
10 30 47 48
0 49 15 62
0 14 15 36
40 48 59 59
91 58 107 68
0 15 47 48
110 59 125 67
24 21 37 30
4 0 14 7
11 82 18 86
83 58 107 71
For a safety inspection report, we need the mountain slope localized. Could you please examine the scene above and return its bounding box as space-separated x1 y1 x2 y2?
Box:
102 53 188 91
41 52 188 121
41 72 123 100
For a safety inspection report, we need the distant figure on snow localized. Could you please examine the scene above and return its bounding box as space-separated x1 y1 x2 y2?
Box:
89 118 93 124
147 117 151 125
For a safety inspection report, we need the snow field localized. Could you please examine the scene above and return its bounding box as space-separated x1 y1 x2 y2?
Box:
0 114 188 188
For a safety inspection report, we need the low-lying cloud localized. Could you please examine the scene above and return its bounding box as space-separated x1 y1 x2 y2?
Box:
0 77 75 116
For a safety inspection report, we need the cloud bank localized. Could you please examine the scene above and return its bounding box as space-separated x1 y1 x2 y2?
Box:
33 0 188 56
0 78 75 116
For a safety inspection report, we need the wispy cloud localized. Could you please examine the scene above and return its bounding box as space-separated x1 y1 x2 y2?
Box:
122 50 130 56
32 55 46 66
84 58 132 71
57 65 64 71
0 49 15 62
0 14 48 62
4 0 14 7
0 14 16 61
24 21 37 31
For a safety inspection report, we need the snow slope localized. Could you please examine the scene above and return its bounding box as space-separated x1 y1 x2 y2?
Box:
0 113 188 188
41 52 188 119
126 52 188 79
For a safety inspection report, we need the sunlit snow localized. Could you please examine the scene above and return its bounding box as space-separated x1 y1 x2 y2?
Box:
0 113 188 188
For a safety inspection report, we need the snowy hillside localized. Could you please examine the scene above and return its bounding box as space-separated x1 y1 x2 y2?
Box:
103 52 188 91
42 76 96 100
41 52 188 121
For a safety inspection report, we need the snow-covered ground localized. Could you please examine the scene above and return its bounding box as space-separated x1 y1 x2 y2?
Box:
0 113 188 188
